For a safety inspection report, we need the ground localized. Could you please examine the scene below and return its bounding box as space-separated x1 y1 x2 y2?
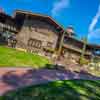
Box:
0 46 50 68
0 68 99 96
1 80 100 100
0 46 100 100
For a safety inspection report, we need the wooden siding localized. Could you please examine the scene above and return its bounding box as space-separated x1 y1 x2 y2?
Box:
16 16 59 55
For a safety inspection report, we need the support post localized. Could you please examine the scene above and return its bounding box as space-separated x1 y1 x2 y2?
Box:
57 31 65 59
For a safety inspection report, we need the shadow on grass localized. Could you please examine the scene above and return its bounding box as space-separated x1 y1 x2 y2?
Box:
1 64 100 100
1 80 100 100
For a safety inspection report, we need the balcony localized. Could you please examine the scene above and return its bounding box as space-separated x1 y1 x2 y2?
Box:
63 43 92 56
0 22 17 32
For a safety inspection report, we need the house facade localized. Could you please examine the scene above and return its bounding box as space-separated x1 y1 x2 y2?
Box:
14 10 64 56
0 10 100 64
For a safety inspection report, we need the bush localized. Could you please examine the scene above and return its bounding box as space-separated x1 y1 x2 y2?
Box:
44 64 56 69
79 57 89 65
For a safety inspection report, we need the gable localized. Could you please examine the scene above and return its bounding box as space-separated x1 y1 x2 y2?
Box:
14 10 64 34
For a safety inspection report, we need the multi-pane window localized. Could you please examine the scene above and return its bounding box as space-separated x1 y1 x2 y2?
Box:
47 42 53 48
28 38 42 49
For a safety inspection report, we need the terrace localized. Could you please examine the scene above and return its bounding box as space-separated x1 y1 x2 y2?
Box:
63 36 92 56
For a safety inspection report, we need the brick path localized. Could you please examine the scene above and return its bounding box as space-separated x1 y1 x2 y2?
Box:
0 68 99 95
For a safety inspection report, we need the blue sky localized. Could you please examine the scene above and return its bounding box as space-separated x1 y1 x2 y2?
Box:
0 0 100 45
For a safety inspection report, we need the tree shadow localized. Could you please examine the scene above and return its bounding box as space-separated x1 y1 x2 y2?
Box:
2 71 22 88
2 80 100 100
1 64 100 96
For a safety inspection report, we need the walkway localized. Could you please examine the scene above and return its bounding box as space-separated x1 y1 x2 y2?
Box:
0 68 100 95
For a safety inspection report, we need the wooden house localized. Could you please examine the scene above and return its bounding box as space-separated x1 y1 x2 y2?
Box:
0 10 100 63
13 10 64 56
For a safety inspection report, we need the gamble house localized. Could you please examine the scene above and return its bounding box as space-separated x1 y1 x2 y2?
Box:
0 9 100 64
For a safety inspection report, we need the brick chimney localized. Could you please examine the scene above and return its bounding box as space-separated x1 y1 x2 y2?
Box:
0 8 4 13
66 26 75 37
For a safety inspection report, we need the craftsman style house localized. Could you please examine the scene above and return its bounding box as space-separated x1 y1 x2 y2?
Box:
0 10 100 64
14 10 64 56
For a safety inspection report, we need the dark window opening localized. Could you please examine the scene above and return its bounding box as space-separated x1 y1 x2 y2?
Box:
47 42 53 48
28 38 42 49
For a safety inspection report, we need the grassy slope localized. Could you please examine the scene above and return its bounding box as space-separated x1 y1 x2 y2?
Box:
0 46 50 68
1 80 100 100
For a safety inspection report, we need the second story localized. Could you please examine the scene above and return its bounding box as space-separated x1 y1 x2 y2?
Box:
0 12 17 33
63 32 100 57
13 10 64 50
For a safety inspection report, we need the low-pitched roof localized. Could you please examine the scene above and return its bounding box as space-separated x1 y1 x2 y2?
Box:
1 9 99 50
13 10 65 33
64 35 100 50
0 12 14 21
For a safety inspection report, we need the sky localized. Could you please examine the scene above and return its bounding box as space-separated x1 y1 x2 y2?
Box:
0 0 100 45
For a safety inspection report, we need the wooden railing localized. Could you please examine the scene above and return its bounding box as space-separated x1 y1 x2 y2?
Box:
63 43 92 55
0 22 17 32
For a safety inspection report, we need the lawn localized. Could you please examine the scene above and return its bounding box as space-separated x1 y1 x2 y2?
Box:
1 80 100 100
0 46 50 68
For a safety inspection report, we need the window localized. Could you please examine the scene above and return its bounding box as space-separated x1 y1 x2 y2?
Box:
47 42 53 48
28 38 42 49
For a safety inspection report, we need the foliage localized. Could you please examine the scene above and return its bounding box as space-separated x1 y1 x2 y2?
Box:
79 57 89 65
43 64 55 69
93 57 100 63
0 46 50 68
1 80 100 100
80 37 88 65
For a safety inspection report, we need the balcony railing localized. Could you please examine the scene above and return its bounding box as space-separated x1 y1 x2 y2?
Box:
0 22 16 32
63 43 92 55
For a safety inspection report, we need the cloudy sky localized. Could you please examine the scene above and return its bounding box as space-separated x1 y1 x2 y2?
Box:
0 0 100 44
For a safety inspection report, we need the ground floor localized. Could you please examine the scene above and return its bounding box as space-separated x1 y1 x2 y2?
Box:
0 29 99 66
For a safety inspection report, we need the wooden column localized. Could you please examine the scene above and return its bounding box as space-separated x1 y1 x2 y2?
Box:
57 30 65 58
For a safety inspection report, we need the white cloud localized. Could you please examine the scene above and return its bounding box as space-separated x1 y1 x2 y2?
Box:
51 0 70 17
88 4 100 44
88 5 100 32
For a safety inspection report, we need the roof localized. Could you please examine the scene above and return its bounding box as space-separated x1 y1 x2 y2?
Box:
0 12 14 21
13 10 65 32
0 12 17 32
64 35 100 50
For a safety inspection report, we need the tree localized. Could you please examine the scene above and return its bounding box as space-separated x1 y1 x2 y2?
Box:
79 37 88 65
82 37 87 58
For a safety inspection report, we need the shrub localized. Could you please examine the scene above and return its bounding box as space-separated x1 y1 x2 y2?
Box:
44 64 56 69
79 57 89 65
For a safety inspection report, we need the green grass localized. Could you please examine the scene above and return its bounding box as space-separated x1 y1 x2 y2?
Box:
1 80 100 100
0 46 50 68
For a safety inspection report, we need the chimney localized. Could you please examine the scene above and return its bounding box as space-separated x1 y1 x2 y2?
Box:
66 26 75 37
0 8 4 13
